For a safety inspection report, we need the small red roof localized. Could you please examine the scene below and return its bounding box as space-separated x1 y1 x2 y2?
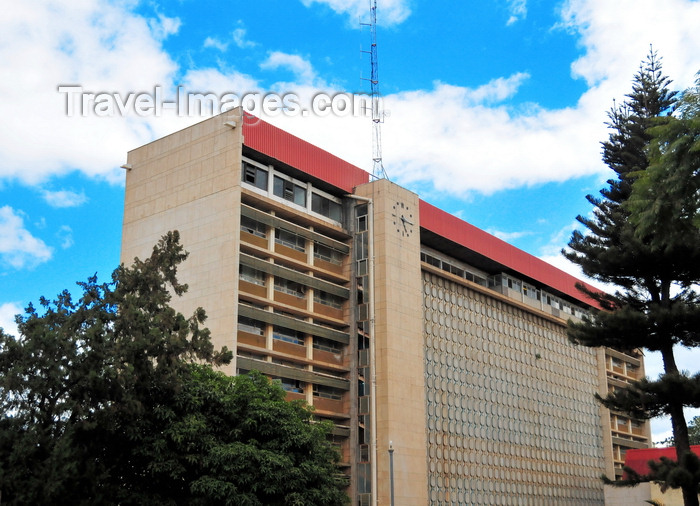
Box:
624 446 700 477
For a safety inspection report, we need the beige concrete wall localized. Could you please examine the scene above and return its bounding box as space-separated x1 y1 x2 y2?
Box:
355 179 428 505
651 484 693 505
604 482 692 506
604 483 653 505
121 110 244 375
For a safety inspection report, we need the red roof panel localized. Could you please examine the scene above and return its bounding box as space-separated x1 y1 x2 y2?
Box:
624 446 700 477
242 115 369 193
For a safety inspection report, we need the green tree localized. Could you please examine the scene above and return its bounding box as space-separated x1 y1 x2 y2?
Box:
138 366 349 506
0 231 348 505
661 416 700 447
564 51 700 506
629 73 700 241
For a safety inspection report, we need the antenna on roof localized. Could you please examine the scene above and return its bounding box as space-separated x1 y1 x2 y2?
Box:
361 0 389 180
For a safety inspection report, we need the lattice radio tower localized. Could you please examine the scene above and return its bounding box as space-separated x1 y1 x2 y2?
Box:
362 0 389 180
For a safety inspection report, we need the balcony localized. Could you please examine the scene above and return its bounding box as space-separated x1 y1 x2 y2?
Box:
237 330 266 349
240 230 268 249
313 302 343 320
238 279 267 299
313 257 344 275
273 290 307 310
313 348 343 366
274 242 307 263
272 339 307 358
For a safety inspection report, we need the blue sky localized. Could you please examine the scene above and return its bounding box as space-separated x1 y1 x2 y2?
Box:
2 0 700 441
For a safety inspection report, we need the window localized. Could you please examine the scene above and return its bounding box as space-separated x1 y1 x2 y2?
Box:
313 336 342 353
313 384 343 400
357 214 367 232
239 265 266 286
507 277 522 292
241 215 266 238
275 229 306 252
311 193 342 221
314 243 344 265
448 264 464 278
276 377 304 393
314 290 344 310
243 161 268 190
357 259 367 276
274 277 306 298
355 232 368 261
238 316 265 335
525 284 540 300
273 325 305 346
273 175 306 206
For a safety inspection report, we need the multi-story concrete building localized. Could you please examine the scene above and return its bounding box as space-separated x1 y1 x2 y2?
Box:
120 109 650 505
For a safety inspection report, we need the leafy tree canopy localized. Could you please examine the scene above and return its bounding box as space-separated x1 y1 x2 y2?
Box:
564 51 700 506
0 231 348 506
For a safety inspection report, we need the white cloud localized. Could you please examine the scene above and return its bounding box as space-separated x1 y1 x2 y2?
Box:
506 0 527 25
260 52 317 85
299 0 411 26
560 0 700 90
57 225 74 249
1 0 699 199
487 228 531 242
204 36 229 52
233 26 257 49
268 1 700 198
466 73 530 104
0 0 179 184
148 13 181 40
0 302 22 337
0 206 52 269
41 189 88 208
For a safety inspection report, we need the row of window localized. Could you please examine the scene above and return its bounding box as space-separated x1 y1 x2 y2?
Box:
421 251 488 286
421 251 590 320
239 264 345 308
242 159 343 222
237 369 344 401
608 356 639 378
490 273 588 319
237 315 343 353
241 215 344 265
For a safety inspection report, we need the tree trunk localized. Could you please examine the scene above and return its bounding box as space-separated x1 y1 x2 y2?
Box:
661 344 699 506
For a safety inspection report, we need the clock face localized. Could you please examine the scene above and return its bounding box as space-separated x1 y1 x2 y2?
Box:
391 201 414 237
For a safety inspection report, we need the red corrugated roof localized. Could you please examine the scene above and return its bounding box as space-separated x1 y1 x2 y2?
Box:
624 446 700 477
242 115 369 193
242 114 600 308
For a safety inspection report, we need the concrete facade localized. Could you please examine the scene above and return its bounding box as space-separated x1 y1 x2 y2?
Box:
121 110 650 505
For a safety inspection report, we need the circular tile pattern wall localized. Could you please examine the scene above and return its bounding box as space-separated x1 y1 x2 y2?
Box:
423 272 605 505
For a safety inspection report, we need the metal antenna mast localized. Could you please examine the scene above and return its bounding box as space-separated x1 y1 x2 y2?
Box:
362 0 388 180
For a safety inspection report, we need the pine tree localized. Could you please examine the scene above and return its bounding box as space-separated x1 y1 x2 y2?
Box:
565 51 700 506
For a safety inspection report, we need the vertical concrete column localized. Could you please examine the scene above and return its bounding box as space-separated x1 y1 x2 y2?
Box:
355 179 428 505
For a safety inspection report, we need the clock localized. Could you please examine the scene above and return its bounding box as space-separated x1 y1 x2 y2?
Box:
391 201 414 237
